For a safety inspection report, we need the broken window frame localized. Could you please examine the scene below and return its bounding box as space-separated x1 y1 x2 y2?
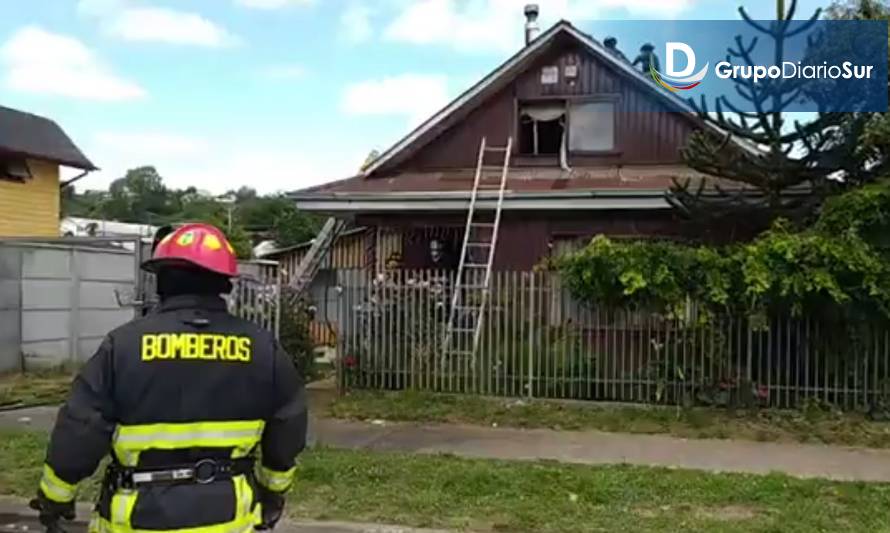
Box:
517 100 567 157
515 96 620 163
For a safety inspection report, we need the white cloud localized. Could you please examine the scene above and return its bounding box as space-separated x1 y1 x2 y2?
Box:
342 74 450 126
340 2 374 43
259 64 307 80
234 0 313 9
107 7 238 47
77 0 238 47
0 26 146 101
384 0 697 53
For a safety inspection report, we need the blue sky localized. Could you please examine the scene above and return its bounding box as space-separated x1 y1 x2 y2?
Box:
1 0 828 194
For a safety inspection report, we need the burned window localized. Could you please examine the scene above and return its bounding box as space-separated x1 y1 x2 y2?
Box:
568 102 616 152
0 158 32 182
518 103 566 156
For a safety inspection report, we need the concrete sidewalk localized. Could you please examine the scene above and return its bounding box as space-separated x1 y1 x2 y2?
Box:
311 418 890 482
6 405 890 482
0 498 452 533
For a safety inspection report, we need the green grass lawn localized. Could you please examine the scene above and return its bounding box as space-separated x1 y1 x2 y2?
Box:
0 371 73 409
1 429 889 532
330 390 890 449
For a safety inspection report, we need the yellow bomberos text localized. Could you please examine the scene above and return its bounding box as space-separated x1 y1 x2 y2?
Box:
141 333 252 362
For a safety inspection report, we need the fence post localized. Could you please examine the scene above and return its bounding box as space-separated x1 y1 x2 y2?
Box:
746 319 753 382
527 271 535 400
275 266 282 340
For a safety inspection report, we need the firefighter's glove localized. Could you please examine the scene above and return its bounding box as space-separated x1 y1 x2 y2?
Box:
30 489 75 532
256 484 286 530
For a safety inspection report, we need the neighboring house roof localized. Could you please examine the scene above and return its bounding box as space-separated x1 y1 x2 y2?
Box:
0 105 97 170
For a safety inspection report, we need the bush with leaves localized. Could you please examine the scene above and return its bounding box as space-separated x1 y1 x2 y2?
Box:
558 218 890 322
558 236 737 317
279 300 317 381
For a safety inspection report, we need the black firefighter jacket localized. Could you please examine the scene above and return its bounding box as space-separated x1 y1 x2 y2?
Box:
38 293 307 532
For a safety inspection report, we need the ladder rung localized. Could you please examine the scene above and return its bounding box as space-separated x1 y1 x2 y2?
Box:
458 284 488 290
467 242 491 247
455 305 480 311
451 328 475 334
485 146 509 153
465 263 487 268
471 223 494 228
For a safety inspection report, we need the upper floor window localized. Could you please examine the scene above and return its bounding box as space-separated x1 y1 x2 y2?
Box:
568 102 615 153
518 103 566 156
517 99 616 158
0 157 32 182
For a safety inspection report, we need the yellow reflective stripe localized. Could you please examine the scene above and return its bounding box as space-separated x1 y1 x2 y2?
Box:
232 474 256 524
112 420 264 466
39 464 77 503
111 489 138 528
256 464 295 493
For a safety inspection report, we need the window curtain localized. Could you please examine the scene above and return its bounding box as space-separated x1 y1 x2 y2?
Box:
520 105 571 170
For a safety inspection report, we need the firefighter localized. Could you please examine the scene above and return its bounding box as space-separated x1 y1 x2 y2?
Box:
30 223 307 532
632 43 661 75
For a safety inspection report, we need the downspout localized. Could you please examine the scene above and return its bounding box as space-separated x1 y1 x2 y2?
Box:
60 170 91 189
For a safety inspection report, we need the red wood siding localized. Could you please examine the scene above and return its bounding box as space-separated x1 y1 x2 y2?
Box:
393 38 695 173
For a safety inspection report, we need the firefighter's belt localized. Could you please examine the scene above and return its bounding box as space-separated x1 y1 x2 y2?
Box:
109 458 254 489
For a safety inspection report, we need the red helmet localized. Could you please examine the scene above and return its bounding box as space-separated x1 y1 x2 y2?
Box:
142 223 238 277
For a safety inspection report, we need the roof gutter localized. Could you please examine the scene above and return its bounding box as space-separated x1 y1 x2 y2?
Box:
290 189 673 213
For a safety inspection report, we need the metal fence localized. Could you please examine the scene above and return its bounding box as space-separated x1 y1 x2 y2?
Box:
137 260 282 336
336 269 890 410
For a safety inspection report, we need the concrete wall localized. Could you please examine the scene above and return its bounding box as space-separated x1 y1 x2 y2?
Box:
0 159 60 237
0 245 22 372
0 242 137 369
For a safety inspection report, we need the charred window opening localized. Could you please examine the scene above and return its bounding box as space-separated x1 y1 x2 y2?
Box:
0 158 32 182
518 103 566 156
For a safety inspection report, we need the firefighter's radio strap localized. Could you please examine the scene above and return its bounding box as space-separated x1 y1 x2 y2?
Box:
107 457 254 490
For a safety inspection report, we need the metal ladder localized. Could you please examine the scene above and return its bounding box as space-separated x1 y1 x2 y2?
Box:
442 136 512 360
286 216 346 306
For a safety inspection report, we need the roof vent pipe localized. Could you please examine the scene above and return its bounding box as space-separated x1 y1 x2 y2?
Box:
524 4 540 45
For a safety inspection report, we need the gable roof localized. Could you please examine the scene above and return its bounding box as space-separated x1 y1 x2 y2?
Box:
0 105 97 170
361 20 746 178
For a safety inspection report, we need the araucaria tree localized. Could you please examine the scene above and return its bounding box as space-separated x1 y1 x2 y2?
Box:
669 0 890 237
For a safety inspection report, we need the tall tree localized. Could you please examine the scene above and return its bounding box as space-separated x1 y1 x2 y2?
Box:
668 0 889 237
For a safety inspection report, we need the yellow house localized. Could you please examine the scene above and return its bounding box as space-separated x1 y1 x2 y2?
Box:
0 105 96 237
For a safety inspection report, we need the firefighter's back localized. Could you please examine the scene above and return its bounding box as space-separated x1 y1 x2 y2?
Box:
98 294 279 529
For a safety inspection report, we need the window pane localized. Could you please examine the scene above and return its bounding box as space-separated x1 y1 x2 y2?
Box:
569 102 615 152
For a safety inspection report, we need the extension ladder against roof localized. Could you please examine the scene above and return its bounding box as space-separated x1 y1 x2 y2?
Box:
287 216 346 306
442 136 512 360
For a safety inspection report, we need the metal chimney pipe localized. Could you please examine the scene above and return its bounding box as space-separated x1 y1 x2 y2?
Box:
524 4 540 45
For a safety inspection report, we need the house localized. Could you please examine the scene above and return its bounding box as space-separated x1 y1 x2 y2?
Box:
290 13 740 272
0 105 96 237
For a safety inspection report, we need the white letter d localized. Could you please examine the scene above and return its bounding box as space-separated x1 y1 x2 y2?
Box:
666 42 696 77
